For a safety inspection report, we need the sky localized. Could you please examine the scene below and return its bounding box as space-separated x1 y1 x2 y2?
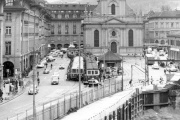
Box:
46 0 97 4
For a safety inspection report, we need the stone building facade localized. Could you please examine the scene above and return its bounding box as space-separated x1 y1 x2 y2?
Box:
46 4 96 49
145 10 180 45
82 0 144 56
3 0 51 78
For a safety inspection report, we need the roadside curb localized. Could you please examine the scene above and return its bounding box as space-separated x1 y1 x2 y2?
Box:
0 80 31 106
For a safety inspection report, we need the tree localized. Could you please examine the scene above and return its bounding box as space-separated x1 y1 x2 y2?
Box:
161 5 171 12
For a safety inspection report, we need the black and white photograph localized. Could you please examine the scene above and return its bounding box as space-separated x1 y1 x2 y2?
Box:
0 0 180 119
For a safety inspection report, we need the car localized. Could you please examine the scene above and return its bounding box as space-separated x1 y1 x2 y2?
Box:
52 53 58 57
36 63 44 68
46 56 55 62
83 81 89 85
28 85 39 95
41 59 47 65
43 69 50 74
152 62 159 69
88 78 102 87
59 65 65 70
51 75 59 85
168 65 178 72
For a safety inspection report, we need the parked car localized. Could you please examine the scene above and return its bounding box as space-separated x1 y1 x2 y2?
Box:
37 63 44 68
41 59 47 65
28 85 39 95
43 69 50 74
152 62 159 69
83 81 89 85
168 65 178 72
51 75 59 85
46 56 55 62
88 78 102 87
59 65 65 70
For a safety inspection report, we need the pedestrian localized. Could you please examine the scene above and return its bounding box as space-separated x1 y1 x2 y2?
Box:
160 77 163 84
51 64 53 70
37 77 40 86
37 71 39 77
45 63 48 68
0 88 3 102
129 79 132 87
151 76 153 84
164 69 166 74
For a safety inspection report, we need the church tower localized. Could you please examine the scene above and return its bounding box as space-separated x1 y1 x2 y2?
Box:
100 0 126 16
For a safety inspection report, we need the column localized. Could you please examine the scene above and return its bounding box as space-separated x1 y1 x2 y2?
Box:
0 1 4 89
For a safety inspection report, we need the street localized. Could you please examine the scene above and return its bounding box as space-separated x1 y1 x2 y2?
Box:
0 55 89 120
0 55 167 120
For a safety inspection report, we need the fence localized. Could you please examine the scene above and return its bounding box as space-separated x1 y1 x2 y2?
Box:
89 88 143 120
7 78 123 120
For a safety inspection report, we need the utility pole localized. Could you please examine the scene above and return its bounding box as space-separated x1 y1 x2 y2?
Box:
78 33 81 108
121 56 124 91
0 0 4 89
33 9 36 120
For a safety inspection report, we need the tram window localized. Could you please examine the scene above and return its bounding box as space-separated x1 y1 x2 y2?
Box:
95 71 98 74
72 69 76 73
81 69 83 73
88 71 91 75
92 71 94 75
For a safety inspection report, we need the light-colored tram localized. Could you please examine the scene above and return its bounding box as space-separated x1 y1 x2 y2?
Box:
85 57 100 81
67 56 84 80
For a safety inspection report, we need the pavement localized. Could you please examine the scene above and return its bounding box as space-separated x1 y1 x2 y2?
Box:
0 56 145 106
0 70 33 106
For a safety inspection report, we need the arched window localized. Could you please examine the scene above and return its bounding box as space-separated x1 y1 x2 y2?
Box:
111 42 117 53
94 30 99 47
111 4 115 15
112 31 116 36
128 29 133 46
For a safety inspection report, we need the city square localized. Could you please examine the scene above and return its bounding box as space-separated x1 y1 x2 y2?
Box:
0 0 180 120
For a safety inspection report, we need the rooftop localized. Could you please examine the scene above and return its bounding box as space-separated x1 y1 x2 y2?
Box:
148 10 180 19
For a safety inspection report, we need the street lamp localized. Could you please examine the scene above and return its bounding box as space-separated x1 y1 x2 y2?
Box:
78 33 81 108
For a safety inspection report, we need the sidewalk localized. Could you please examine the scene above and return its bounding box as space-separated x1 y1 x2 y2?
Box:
0 71 33 105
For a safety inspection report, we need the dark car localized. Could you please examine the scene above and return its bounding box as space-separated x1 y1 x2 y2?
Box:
59 65 65 70
43 69 50 74
88 78 102 87
83 81 89 85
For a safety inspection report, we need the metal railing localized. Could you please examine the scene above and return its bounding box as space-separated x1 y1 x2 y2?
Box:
7 78 123 120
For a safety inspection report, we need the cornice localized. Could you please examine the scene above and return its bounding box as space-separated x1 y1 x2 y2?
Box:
4 6 26 12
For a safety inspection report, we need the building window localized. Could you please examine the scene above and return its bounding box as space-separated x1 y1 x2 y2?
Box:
58 14 62 19
51 25 54 34
155 32 158 37
176 22 179 28
128 29 133 46
111 4 115 15
73 14 77 18
6 13 12 21
65 14 69 18
155 22 158 28
5 41 11 55
6 26 11 35
73 24 76 34
65 23 69 34
112 31 116 36
170 40 174 45
171 22 174 28
58 24 61 34
166 22 169 28
6 0 13 6
161 22 164 28
94 30 99 47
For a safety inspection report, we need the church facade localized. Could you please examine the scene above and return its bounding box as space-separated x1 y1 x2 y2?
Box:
82 0 144 56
